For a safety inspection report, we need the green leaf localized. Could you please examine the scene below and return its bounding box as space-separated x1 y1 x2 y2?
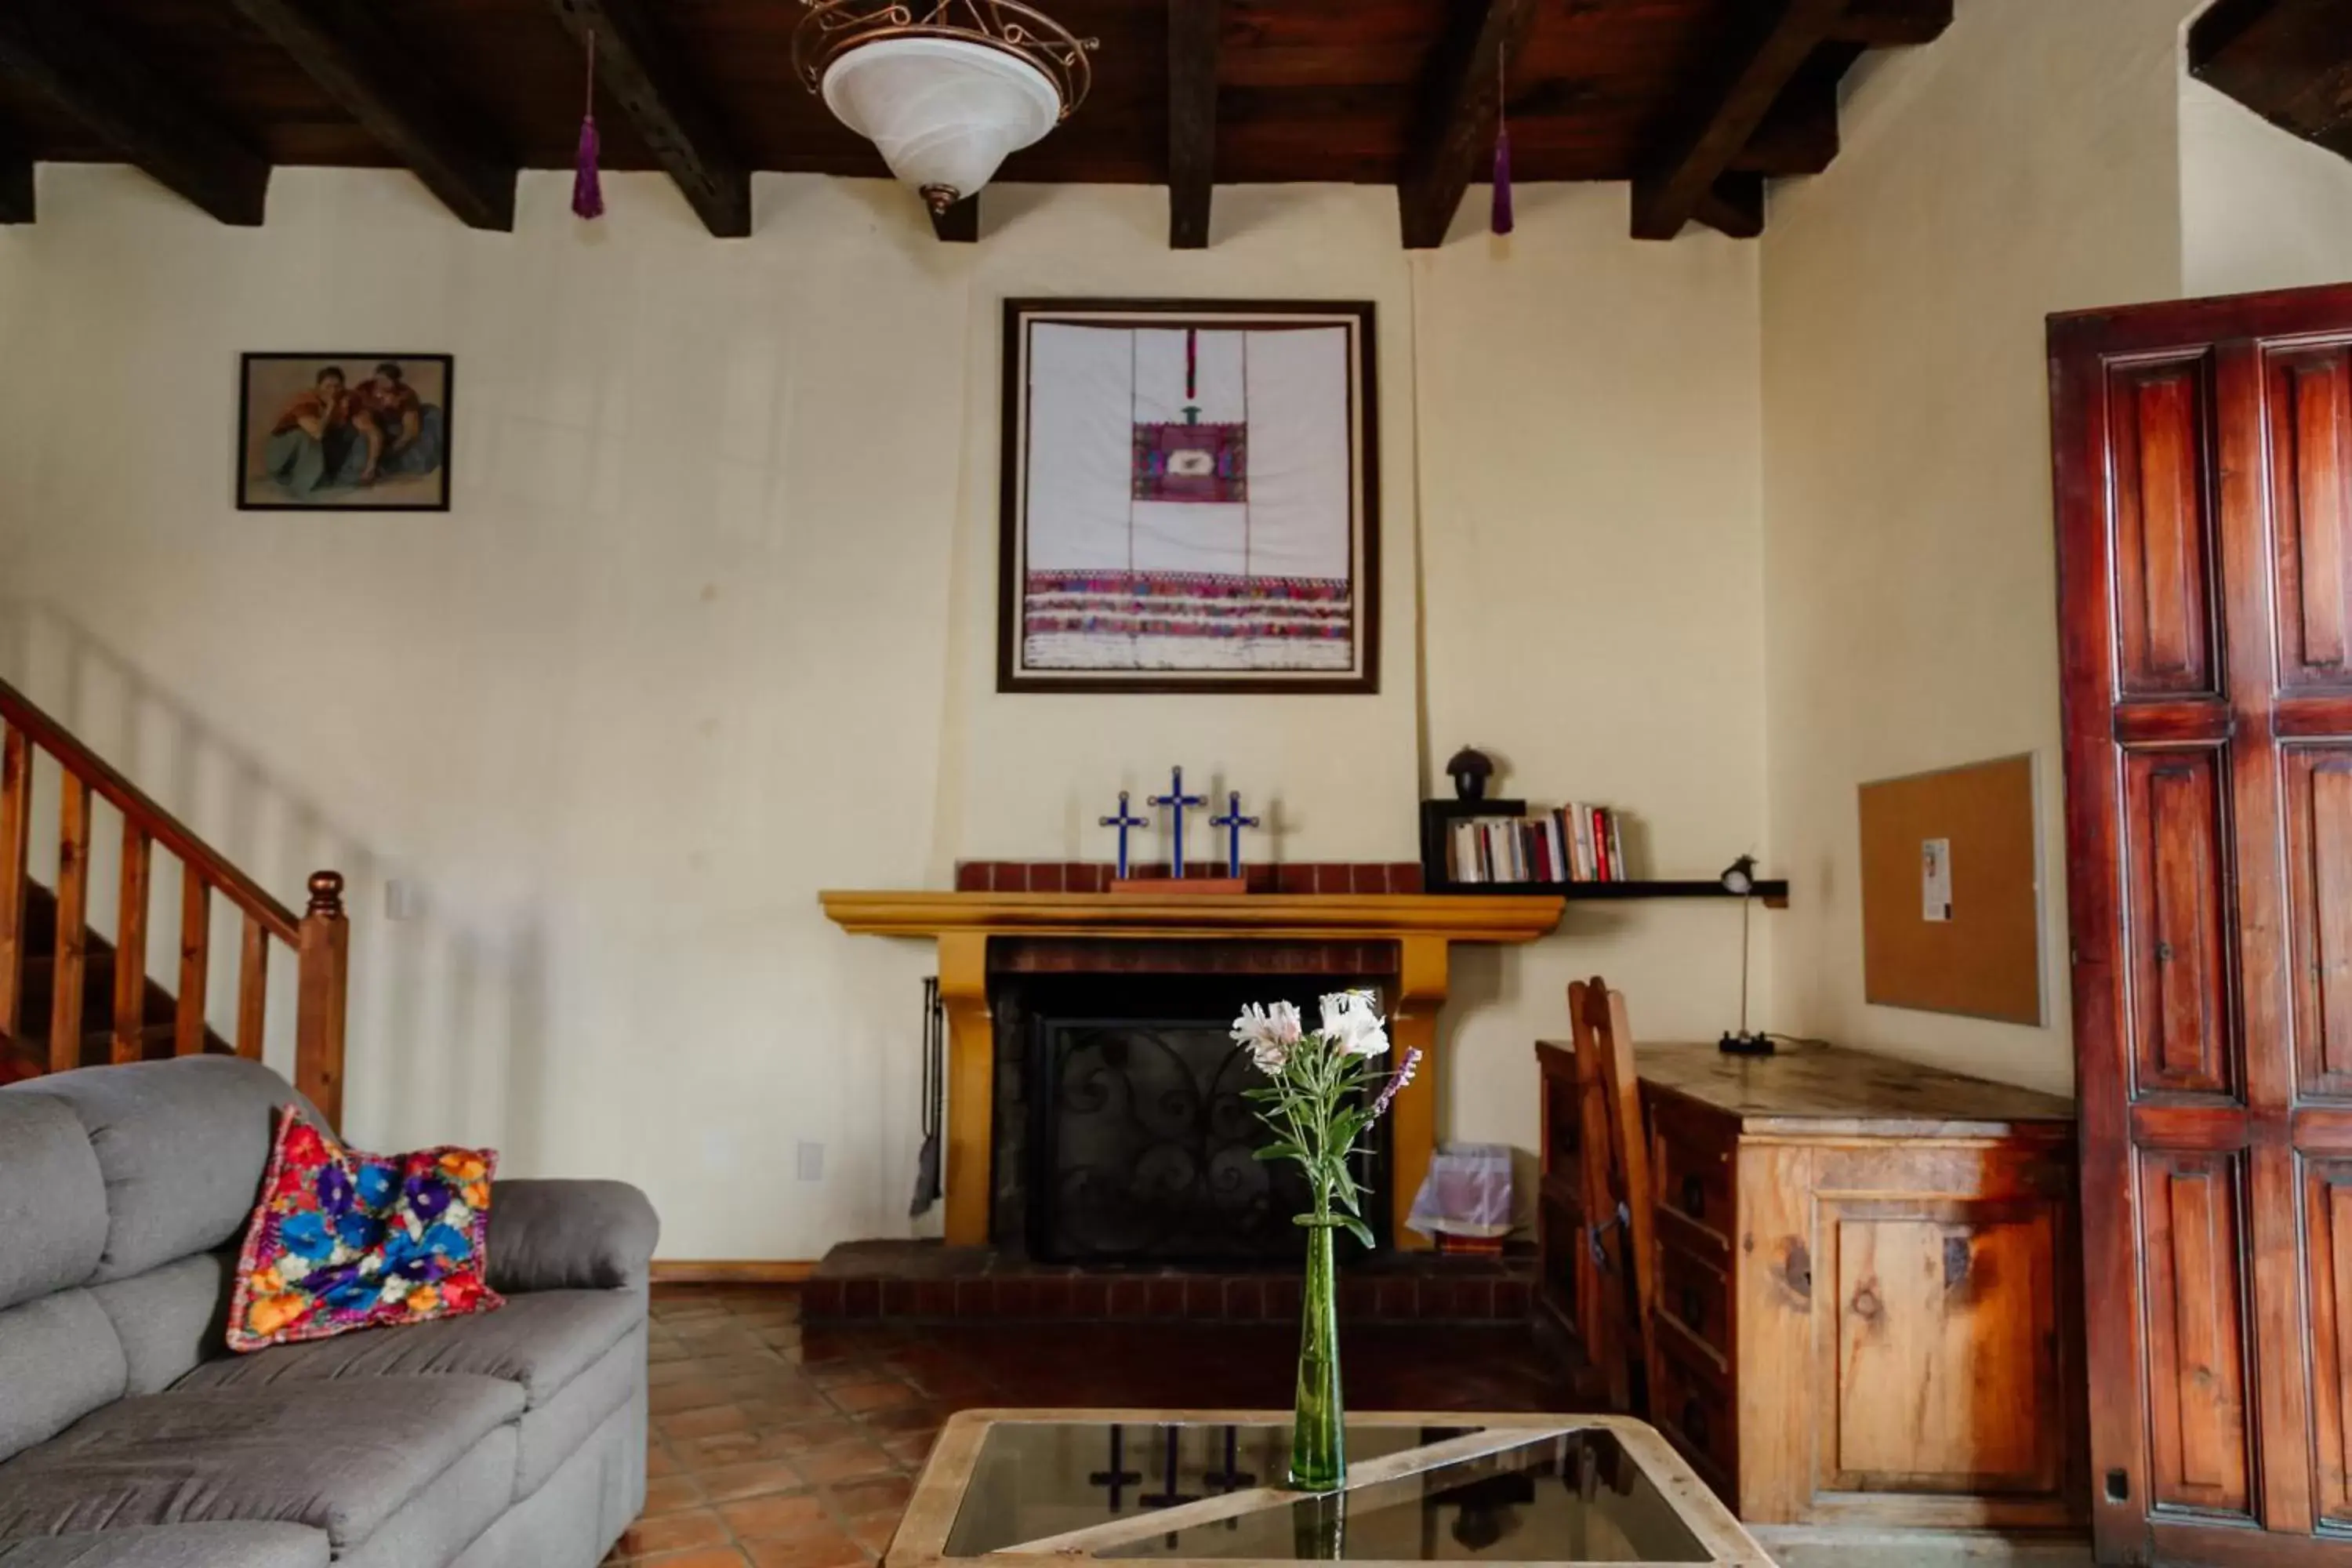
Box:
1255 1141 1308 1163
1338 1214 1376 1249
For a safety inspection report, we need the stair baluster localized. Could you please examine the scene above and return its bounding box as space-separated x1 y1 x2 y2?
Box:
51 774 89 1075
113 822 152 1065
175 869 210 1057
0 724 27 1036
236 916 268 1062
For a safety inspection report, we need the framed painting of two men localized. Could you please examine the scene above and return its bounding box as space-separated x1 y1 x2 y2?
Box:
237 354 453 511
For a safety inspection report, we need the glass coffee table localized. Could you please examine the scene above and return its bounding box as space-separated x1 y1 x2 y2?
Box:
886 1410 1774 1567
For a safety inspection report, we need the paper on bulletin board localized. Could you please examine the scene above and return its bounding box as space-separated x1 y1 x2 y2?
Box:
1922 838 1952 922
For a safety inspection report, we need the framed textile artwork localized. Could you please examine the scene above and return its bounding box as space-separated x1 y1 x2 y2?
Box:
998 299 1379 693
238 353 454 511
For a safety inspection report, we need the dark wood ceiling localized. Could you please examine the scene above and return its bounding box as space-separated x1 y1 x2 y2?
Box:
2190 0 2352 166
0 0 1953 245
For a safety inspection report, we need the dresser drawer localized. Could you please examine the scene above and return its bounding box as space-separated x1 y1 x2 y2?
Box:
1649 1098 1737 1247
1655 1239 1733 1370
1652 1334 1737 1501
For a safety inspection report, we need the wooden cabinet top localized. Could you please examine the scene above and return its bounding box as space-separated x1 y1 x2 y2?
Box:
1605 1040 2074 1138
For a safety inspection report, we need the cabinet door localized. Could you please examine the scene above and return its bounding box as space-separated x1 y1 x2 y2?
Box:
1802 1164 2081 1531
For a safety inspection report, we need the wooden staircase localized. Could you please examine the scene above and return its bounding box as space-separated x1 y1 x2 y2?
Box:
0 677 348 1127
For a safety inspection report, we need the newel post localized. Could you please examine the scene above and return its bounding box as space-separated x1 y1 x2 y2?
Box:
296 870 349 1132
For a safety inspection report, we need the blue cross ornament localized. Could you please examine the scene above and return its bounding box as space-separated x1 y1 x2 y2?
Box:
1149 767 1207 878
1099 791 1149 879
1210 792 1260 880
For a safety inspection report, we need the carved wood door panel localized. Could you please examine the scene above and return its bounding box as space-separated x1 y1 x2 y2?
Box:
2054 285 2352 1565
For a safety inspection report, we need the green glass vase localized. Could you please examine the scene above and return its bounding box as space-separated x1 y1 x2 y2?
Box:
1287 1220 1345 1491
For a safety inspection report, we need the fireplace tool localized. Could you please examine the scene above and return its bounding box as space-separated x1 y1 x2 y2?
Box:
911 975 944 1217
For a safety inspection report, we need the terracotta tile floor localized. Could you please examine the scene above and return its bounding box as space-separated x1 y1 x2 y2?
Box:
605 1284 1584 1566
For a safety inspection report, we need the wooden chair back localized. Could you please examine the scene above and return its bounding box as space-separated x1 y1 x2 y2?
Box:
1566 976 1660 1416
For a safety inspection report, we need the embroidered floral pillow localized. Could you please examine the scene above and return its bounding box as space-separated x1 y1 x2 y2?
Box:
228 1105 503 1352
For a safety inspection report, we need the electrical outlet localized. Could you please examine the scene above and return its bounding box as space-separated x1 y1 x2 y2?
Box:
796 1142 824 1182
385 880 423 922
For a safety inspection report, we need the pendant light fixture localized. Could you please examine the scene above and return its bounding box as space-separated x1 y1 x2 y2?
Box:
793 0 1098 216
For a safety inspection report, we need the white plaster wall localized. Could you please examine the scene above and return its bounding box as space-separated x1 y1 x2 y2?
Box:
1758 0 2201 1096
0 165 1766 1258
2180 71 2352 299
1414 187 1766 1174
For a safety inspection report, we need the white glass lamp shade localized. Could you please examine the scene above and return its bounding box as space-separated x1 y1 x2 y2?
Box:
821 37 1062 211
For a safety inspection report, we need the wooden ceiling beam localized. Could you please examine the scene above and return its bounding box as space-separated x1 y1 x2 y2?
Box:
931 194 978 243
1630 0 1850 241
0 136 30 225
547 0 752 238
1397 0 1540 249
2191 0 2352 162
0 0 267 226
1168 0 1221 249
1728 52 1848 176
1828 0 1955 47
1693 175 1764 239
232 0 515 231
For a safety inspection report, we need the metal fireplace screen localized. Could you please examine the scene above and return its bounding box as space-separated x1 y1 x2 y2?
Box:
1018 979 1388 1264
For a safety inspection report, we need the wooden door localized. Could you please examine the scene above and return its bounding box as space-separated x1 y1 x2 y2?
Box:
2053 284 2352 1565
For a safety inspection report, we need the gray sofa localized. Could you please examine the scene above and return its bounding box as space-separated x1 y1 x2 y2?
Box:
0 1057 658 1568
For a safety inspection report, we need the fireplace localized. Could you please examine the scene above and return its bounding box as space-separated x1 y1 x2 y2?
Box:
990 959 1392 1265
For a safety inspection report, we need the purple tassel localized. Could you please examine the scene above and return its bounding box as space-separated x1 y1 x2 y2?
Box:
572 31 604 221
1491 121 1514 235
572 114 604 220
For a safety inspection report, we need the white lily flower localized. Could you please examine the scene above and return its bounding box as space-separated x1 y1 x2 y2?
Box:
1232 1000 1304 1073
1319 989 1390 1057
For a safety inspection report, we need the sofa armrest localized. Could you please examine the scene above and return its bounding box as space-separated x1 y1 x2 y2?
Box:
488 1179 659 1293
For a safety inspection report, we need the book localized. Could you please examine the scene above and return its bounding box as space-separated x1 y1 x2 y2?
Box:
1433 802 1632 887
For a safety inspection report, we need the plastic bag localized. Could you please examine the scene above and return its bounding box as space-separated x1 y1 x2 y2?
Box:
1405 1141 1514 1239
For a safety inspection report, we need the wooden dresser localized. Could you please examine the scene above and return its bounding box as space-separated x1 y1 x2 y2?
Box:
1537 1040 2086 1531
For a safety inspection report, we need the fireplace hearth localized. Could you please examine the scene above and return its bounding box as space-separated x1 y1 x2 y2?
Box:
994 972 1389 1265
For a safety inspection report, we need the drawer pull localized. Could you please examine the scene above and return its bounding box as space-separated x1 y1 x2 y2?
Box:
1680 1173 1706 1219
1678 1285 1705 1332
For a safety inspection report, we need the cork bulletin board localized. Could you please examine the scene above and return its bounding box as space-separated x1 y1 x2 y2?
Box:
1858 753 2044 1025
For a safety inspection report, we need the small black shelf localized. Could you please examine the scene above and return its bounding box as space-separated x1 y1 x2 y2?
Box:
1417 799 1788 905
1424 877 1790 903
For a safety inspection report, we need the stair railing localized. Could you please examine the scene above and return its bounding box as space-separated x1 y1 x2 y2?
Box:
0 676 348 1127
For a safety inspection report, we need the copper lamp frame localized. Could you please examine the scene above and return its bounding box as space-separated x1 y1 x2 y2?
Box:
791 0 1099 122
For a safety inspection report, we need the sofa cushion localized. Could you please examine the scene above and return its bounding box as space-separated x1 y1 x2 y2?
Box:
180 1288 637 1410
0 1376 524 1550
85 1253 234 1398
0 1094 108 1309
13 1060 314 1284
0 1523 327 1567
0 1292 128 1461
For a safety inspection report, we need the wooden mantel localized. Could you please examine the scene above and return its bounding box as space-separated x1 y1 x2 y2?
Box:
821 890 1564 1250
